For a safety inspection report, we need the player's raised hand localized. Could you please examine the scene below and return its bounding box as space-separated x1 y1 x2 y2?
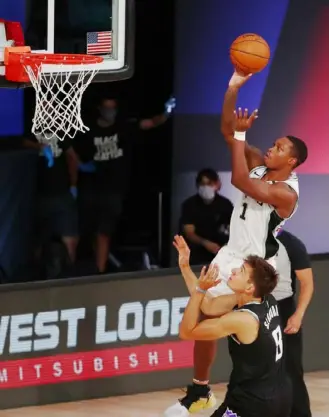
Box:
234 107 258 132
173 235 190 266
198 264 221 291
228 70 252 89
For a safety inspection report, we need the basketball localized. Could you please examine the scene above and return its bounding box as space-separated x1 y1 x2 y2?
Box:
230 34 270 74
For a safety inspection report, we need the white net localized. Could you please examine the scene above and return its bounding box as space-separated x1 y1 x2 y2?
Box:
24 63 99 141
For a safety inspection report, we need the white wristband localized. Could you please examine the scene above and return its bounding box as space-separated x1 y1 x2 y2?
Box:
234 131 246 141
196 287 207 294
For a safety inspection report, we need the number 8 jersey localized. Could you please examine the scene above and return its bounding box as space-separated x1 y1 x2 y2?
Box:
227 166 299 260
224 294 289 416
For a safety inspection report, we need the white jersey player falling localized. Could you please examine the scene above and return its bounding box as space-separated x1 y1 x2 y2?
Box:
209 165 299 296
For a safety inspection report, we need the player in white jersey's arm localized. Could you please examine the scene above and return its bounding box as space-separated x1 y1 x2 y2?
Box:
164 71 309 417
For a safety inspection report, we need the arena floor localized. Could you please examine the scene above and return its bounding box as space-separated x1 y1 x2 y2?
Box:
0 371 327 417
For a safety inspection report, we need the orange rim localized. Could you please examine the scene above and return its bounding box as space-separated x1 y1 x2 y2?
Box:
20 53 104 66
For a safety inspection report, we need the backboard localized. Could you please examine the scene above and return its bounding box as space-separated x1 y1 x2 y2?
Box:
0 0 135 88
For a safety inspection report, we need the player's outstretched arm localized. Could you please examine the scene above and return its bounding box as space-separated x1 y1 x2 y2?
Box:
173 235 199 295
178 265 237 339
200 293 237 317
230 108 297 217
181 307 256 341
179 265 259 341
221 71 264 170
231 146 297 219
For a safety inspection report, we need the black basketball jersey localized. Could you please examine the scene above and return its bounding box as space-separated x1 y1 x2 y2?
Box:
224 294 289 416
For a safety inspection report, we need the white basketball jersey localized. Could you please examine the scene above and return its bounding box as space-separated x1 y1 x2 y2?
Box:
271 241 294 301
227 166 299 259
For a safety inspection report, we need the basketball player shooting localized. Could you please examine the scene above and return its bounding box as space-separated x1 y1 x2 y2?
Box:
179 260 292 417
164 70 308 416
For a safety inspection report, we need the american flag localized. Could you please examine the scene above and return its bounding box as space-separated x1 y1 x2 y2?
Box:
86 31 112 55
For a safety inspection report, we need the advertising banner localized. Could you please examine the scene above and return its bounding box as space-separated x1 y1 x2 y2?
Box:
0 258 329 409
0 273 194 408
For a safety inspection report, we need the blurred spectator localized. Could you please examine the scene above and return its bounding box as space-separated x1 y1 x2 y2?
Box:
23 134 79 274
180 169 233 265
74 96 175 274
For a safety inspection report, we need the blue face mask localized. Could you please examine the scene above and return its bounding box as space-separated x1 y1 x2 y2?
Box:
100 108 117 123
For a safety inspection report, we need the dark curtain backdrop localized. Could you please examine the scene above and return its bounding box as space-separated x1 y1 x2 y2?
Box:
0 150 37 281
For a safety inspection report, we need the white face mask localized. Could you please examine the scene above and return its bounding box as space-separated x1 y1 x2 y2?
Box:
198 185 216 201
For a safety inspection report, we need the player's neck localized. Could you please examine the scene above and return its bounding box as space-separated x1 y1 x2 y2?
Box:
237 294 262 308
264 168 292 181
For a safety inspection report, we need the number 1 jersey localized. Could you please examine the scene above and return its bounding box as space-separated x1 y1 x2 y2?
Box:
227 166 299 259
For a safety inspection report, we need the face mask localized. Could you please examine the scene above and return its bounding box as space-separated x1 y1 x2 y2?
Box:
100 108 117 123
198 185 216 201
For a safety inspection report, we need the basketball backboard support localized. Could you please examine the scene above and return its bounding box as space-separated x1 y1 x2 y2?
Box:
0 0 135 88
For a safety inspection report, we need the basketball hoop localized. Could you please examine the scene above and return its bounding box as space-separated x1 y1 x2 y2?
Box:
4 47 104 141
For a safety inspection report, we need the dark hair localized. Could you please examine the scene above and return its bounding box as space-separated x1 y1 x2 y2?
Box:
196 168 219 185
99 97 117 106
245 255 278 297
286 135 308 167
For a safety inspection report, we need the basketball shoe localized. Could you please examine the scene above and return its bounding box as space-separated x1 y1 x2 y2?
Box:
164 383 217 416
